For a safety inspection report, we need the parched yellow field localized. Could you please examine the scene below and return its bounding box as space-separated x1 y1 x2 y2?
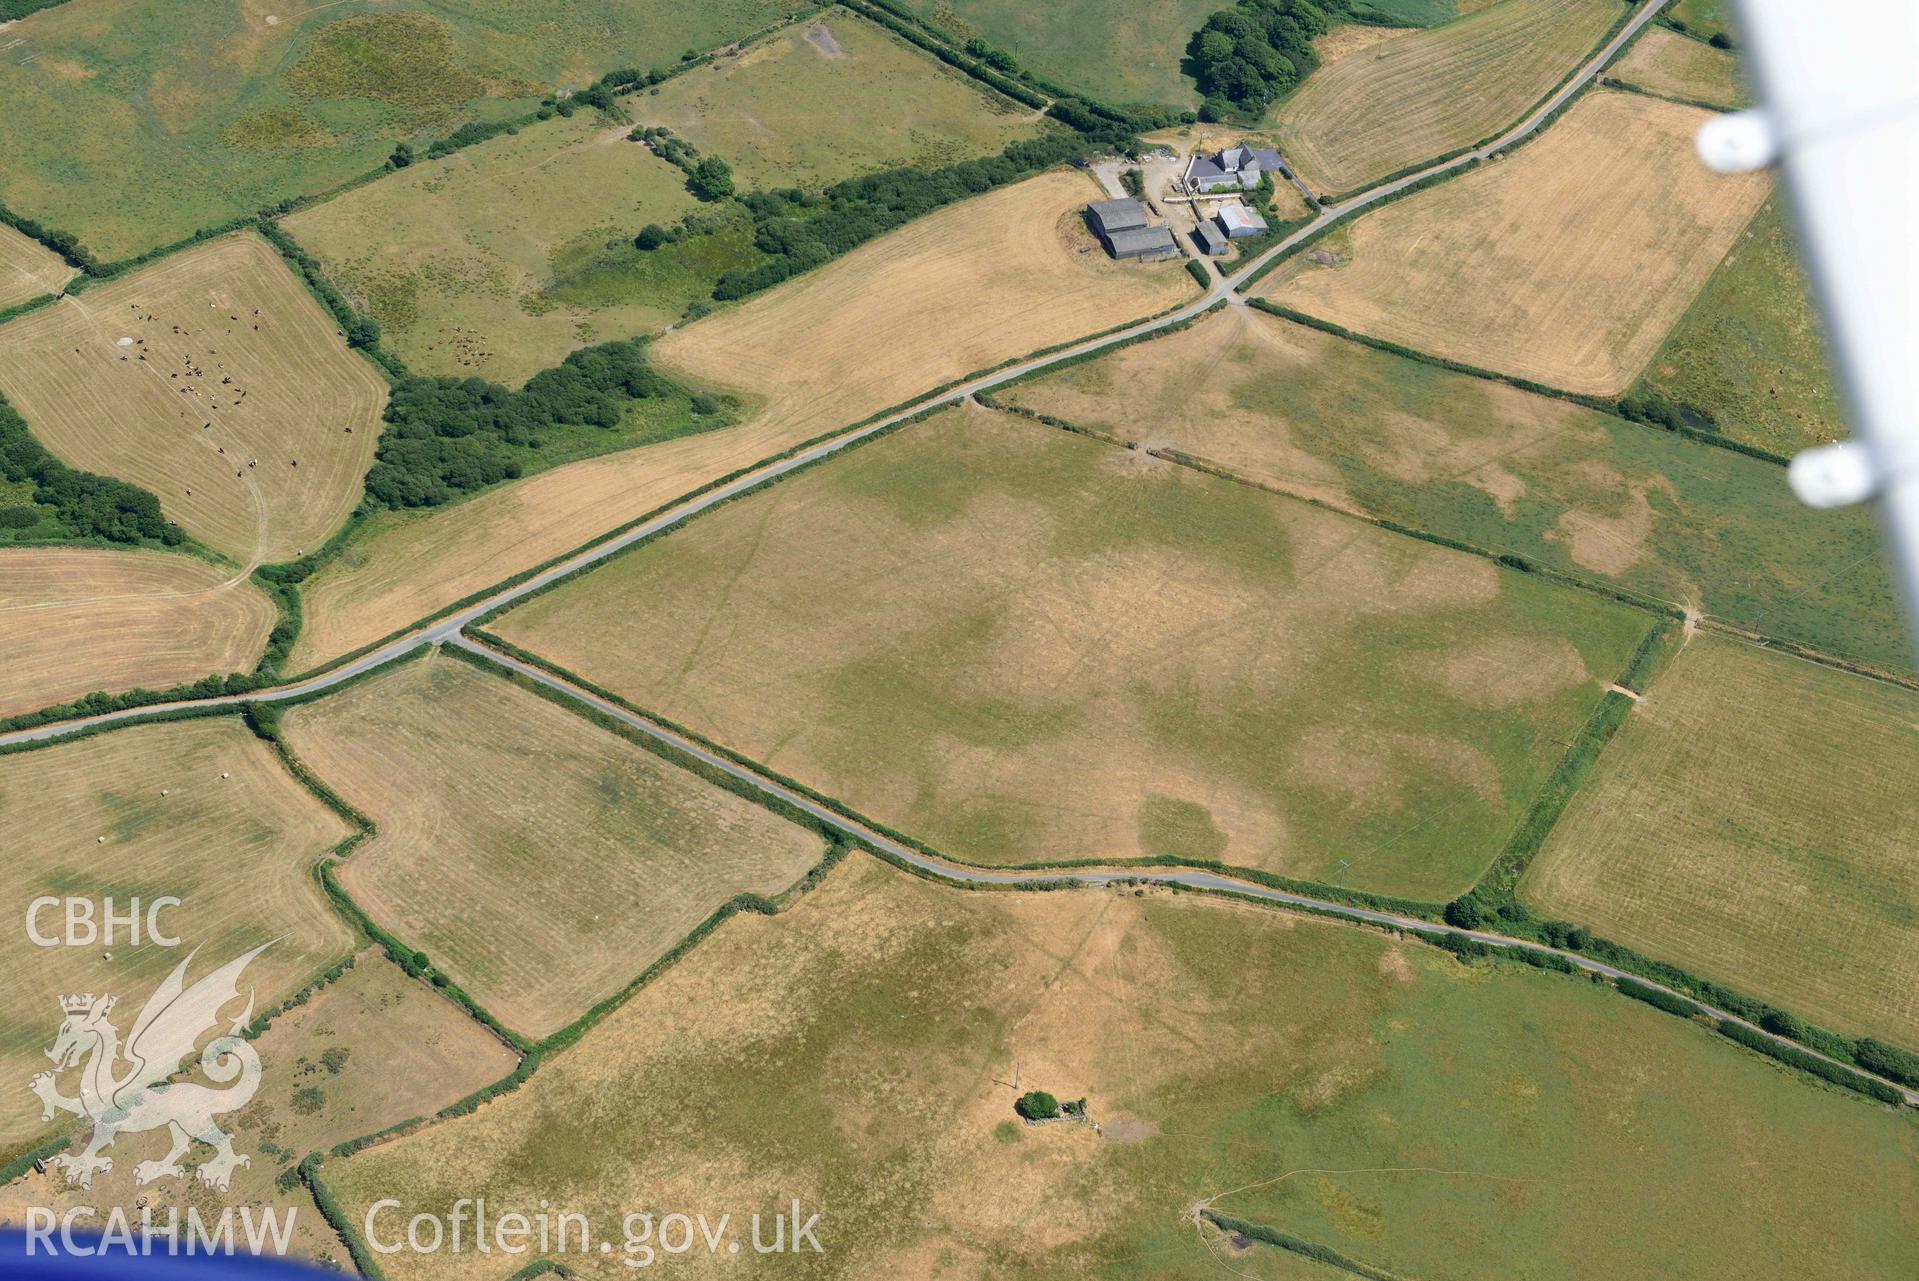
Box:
0 547 276 718
634 13 1046 190
281 652 825 1039
284 114 704 387
0 233 387 564
651 168 1194 448
0 223 69 311
1608 26 1746 109
324 855 1919 1281
1271 0 1621 194
0 949 515 1270
289 169 1192 673
494 404 1651 900
1264 91 1770 396
1523 635 1919 1049
0 718 354 1163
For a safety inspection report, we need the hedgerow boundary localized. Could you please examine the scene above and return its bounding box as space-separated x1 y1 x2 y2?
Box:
1245 297 1794 465
0 662 429 1192
460 605 1919 1111
976 396 1690 624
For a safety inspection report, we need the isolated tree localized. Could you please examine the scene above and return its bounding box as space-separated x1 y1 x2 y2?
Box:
387 141 414 169
635 223 669 251
1015 1091 1060 1121
687 156 734 202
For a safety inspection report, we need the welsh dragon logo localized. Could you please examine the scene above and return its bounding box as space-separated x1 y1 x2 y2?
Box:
29 943 270 1191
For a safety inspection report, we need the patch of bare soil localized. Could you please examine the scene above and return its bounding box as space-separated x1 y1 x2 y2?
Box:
1315 23 1407 65
1102 1118 1160 1144
803 21 845 58
1436 635 1592 709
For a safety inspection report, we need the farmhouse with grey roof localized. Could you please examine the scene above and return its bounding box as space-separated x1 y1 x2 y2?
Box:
1186 144 1286 193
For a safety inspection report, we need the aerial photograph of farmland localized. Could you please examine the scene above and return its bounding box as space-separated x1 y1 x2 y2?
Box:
3 0 1917 1277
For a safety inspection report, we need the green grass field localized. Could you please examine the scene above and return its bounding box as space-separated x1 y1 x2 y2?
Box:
493 403 1650 901
0 0 806 261
285 113 719 385
1666 0 1729 41
911 1 1456 114
1635 200 1844 455
324 856 1919 1281
630 12 1049 190
1523 634 1919 1050
1004 307 1907 670
909 0 1224 109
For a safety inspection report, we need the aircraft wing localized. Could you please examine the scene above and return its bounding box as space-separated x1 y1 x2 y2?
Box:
1702 1 1919 663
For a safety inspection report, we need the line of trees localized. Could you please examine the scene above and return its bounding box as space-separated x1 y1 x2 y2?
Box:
360 339 688 509
713 118 1135 301
0 392 183 545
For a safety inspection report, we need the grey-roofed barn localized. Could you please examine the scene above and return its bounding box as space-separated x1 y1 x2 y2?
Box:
1086 197 1149 237
1105 225 1180 261
1192 219 1228 256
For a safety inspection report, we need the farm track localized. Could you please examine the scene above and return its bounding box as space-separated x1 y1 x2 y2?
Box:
13 0 1901 1105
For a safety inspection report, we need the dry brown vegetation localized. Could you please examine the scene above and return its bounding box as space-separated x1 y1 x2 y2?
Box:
0 949 516 1269
649 168 1193 458
0 223 69 310
0 233 387 563
0 547 276 718
996 305 1910 669
0 718 353 1163
289 169 1190 672
1272 0 1621 193
324 855 1919 1280
281 652 824 1038
1263 91 1770 395
1523 635 1919 1047
1608 27 1745 109
494 404 1648 900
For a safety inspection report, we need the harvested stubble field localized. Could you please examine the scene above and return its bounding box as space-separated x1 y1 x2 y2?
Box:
0 547 277 719
1523 635 1919 1048
0 0 807 261
0 223 68 311
495 404 1650 900
285 114 707 386
631 13 1048 190
0 718 353 1164
0 949 516 1270
1263 91 1771 397
1636 201 1842 454
288 169 1191 673
0 233 386 564
280 653 824 1039
1270 0 1621 194
326 855 1919 1281
1608 25 1746 109
1004 306 1908 669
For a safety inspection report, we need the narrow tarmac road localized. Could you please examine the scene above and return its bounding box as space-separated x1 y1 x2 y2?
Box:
4 0 1909 1109
0 0 1671 753
452 633 1919 1109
